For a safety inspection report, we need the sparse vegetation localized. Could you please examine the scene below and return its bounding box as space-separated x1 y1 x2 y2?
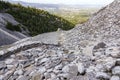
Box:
0 1 74 36
0 1 98 36
50 9 97 25
6 22 21 32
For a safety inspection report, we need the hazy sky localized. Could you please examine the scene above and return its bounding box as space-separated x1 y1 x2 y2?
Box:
12 0 114 5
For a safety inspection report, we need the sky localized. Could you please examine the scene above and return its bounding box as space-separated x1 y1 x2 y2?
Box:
12 0 114 5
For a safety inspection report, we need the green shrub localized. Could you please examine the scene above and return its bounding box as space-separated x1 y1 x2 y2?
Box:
6 22 21 32
0 1 75 36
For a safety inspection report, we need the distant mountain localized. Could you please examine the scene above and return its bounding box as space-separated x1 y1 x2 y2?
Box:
7 0 102 10
7 0 60 9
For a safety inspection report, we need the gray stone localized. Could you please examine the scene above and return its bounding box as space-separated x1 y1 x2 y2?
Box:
31 73 42 80
51 57 61 65
62 65 69 73
93 42 106 50
46 68 53 73
95 64 105 72
24 70 31 76
103 57 116 71
46 50 56 57
96 57 116 71
70 75 94 80
94 52 104 56
0 75 4 80
50 73 57 79
40 58 50 63
53 69 61 74
29 70 37 77
86 72 98 80
58 73 74 79
5 59 14 65
23 60 33 68
10 54 16 58
45 59 61 69
105 47 120 58
70 76 84 80
52 77 60 80
54 64 63 70
86 66 97 73
62 64 78 76
38 67 46 74
0 51 4 56
96 72 110 80
0 61 6 70
68 53 76 61
56 51 63 57
76 63 85 74
14 69 23 75
44 72 51 79
7 65 14 70
10 75 18 80
3 68 16 80
112 66 120 75
17 76 29 80
110 76 120 80
82 46 93 56
116 59 120 65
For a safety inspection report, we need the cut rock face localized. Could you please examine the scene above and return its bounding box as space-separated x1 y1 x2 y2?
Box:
112 66 120 76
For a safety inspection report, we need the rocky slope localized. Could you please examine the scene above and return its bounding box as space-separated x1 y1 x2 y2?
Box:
0 0 120 80
0 40 120 80
0 13 28 46
63 0 120 49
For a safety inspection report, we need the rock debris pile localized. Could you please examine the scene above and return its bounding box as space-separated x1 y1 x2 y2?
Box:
63 0 120 49
0 42 120 80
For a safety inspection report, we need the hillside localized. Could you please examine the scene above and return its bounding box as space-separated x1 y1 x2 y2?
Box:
0 13 28 46
51 9 96 25
63 0 120 49
0 1 74 36
1 0 120 80
7 0 99 25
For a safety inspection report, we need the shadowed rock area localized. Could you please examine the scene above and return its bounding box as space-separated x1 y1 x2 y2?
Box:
0 0 120 80
0 13 28 46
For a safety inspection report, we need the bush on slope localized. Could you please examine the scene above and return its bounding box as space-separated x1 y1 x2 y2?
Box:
0 1 74 36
